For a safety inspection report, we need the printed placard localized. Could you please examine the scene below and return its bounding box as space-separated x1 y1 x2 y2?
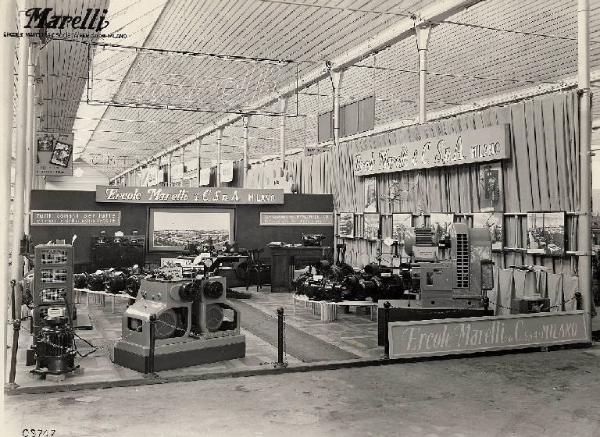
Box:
260 212 333 226
31 210 121 226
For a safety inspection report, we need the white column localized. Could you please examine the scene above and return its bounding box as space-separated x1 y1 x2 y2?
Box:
577 0 593 337
11 20 29 295
331 71 344 147
216 128 223 187
1 0 17 387
279 97 288 175
243 116 250 186
24 44 36 238
416 25 432 124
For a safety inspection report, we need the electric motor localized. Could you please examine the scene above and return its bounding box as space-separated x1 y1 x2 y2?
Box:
35 316 76 374
204 280 224 299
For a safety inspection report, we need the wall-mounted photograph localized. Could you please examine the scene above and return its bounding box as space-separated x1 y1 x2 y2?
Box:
527 212 565 256
364 177 378 212
479 163 504 212
337 212 355 238
473 212 504 251
149 208 234 251
429 213 454 244
392 213 413 242
363 213 380 240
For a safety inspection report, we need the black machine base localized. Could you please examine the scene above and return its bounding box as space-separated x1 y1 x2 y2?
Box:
113 335 246 373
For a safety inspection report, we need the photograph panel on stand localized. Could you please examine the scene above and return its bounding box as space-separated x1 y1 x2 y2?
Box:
473 212 504 251
337 212 355 238
479 162 504 212
527 212 565 256
363 213 380 241
429 213 455 245
364 177 378 213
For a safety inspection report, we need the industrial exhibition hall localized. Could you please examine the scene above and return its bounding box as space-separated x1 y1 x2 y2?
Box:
2 1 600 436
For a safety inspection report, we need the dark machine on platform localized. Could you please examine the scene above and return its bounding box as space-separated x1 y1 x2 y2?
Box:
113 275 245 372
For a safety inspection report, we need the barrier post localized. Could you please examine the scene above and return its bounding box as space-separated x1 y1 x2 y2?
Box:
147 314 156 375
276 307 285 367
383 301 391 360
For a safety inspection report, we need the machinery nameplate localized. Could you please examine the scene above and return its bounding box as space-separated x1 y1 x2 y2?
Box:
388 311 589 359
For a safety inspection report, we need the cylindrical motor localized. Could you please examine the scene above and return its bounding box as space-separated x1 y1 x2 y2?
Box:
36 316 76 374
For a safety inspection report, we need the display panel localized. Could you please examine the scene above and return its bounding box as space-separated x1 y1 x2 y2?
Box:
363 213 380 240
337 212 355 238
473 212 504 251
527 212 565 256
149 208 234 252
429 213 454 244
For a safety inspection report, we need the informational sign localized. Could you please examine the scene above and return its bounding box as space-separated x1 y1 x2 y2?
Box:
388 311 589 359
96 186 285 205
305 146 327 156
353 125 510 176
35 134 74 176
260 212 333 226
31 210 121 226
220 160 234 183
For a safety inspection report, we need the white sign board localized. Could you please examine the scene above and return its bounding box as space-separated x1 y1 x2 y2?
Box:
388 311 589 359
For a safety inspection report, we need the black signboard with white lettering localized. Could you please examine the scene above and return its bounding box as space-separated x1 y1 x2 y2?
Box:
95 186 284 205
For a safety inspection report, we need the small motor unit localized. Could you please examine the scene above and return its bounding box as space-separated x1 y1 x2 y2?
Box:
511 297 551 314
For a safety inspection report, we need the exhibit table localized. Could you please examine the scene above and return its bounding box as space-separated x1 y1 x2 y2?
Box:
270 246 332 292
75 288 133 313
293 294 378 322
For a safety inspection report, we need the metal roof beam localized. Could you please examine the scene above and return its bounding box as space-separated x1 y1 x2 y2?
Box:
111 0 484 181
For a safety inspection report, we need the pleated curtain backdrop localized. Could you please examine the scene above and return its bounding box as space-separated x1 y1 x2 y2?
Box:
245 91 580 274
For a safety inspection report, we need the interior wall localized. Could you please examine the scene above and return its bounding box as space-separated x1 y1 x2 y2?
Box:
30 191 334 272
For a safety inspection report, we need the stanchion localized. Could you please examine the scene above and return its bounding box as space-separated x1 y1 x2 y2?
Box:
147 314 156 375
383 301 391 360
275 307 286 368
7 280 20 388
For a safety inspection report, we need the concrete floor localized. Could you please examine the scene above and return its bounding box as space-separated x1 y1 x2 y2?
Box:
5 344 600 437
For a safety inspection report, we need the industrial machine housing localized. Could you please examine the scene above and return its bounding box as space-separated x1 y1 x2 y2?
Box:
113 275 245 372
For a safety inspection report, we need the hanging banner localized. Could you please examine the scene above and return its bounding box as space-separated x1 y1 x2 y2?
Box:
146 166 160 186
96 186 285 205
171 162 185 180
220 160 234 183
388 311 589 359
186 158 199 172
199 168 211 186
353 125 510 176
35 134 73 176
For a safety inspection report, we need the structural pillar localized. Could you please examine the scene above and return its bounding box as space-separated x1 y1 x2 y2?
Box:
279 97 288 176
167 153 173 186
577 0 593 338
11 19 30 307
24 44 36 240
415 25 432 124
331 71 344 147
1 0 17 387
243 116 250 187
216 128 223 187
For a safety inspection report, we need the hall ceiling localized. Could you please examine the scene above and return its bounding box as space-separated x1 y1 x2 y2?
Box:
33 0 600 177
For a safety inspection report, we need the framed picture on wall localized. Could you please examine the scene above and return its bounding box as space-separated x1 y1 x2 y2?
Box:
337 212 355 238
429 213 454 245
479 163 504 212
364 177 378 213
363 213 380 241
527 212 565 256
149 208 234 251
392 213 412 241
473 212 504 251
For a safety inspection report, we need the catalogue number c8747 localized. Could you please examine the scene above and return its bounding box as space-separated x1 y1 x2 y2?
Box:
22 429 56 437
